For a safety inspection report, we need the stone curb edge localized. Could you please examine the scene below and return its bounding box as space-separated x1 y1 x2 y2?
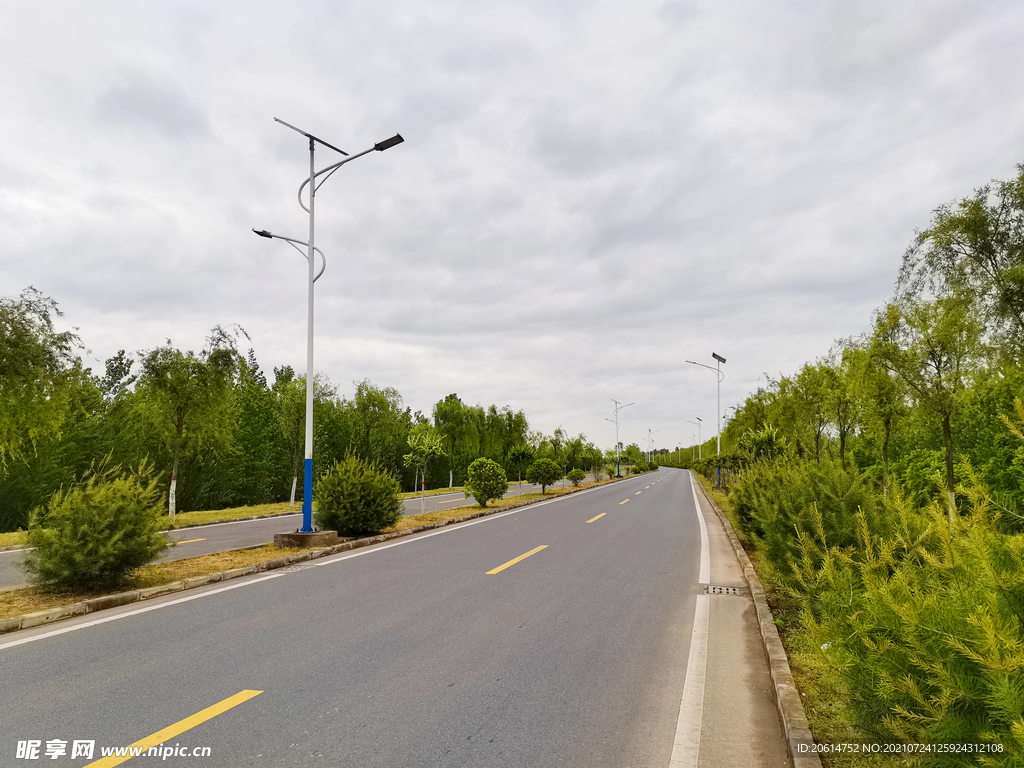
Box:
694 477 822 768
0 475 640 636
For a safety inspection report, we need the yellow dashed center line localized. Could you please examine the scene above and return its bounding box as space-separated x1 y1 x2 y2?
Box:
486 545 548 575
176 538 207 544
586 513 606 523
436 498 469 505
635 491 642 495
619 499 630 505
85 690 263 767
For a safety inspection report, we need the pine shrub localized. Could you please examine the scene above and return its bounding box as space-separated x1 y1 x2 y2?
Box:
314 454 403 536
464 457 509 507
22 459 167 589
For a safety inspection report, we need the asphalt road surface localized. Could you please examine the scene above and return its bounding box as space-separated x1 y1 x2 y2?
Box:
0 478 597 591
1 469 788 767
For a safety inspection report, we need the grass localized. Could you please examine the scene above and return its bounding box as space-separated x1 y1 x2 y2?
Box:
0 544 317 621
399 486 467 499
0 530 27 548
166 501 301 528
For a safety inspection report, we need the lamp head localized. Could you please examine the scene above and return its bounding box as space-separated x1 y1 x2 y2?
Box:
374 133 405 151
252 229 273 238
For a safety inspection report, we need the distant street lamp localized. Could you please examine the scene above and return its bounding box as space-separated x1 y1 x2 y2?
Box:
254 118 404 533
686 353 726 486
647 427 659 466
685 418 702 460
605 399 634 477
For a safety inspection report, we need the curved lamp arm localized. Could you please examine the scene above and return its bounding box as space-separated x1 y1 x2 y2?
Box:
251 229 326 282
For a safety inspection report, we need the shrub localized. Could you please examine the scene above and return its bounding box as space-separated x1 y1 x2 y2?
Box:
22 459 167 589
314 454 403 536
464 457 509 507
526 458 561 493
566 468 586 486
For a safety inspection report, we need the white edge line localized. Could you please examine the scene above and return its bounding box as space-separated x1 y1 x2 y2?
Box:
0 574 284 651
669 594 710 768
1 475 646 651
689 471 711 584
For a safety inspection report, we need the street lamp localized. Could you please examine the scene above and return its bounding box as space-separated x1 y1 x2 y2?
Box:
686 352 726 486
604 399 634 477
647 427 659 466
685 418 702 460
254 118 404 533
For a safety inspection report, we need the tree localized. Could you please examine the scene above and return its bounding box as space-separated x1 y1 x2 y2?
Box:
872 297 984 500
899 164 1024 355
464 457 509 507
851 345 908 486
823 348 862 468
403 425 446 514
434 394 469 488
526 458 561 494
137 326 243 520
22 458 167 588
0 287 82 470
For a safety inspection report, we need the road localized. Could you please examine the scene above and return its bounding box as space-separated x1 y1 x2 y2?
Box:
1 469 788 767
0 478 596 591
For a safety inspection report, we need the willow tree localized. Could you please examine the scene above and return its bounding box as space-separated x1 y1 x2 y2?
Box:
0 288 81 470
137 326 242 520
872 297 983 502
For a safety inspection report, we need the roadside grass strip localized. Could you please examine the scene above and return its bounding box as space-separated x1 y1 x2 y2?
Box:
486 545 548 575
586 513 606 523
85 690 262 767
0 545 319 621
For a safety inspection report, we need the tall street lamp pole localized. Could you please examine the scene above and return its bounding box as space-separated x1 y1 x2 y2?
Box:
685 418 702 460
647 427 659 466
255 118 404 533
686 353 726 485
604 399 634 477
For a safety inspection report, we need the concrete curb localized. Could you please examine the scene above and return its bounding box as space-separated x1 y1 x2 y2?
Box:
0 475 641 636
695 478 822 768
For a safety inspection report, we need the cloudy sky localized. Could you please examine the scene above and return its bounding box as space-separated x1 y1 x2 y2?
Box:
3 1 1022 454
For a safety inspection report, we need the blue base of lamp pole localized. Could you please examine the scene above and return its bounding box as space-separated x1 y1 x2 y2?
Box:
301 458 314 533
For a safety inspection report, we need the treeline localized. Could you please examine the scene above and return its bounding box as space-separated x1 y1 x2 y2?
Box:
685 164 1024 754
666 168 1024 506
0 294 605 531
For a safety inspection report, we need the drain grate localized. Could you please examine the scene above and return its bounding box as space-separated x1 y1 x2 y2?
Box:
704 585 744 596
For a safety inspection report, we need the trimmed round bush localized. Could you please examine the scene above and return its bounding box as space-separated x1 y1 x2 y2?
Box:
464 457 509 507
314 455 403 537
526 458 562 493
567 468 586 486
23 459 167 589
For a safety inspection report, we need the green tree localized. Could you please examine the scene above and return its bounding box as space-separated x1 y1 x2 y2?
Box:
22 458 167 589
313 454 402 537
434 394 469 488
0 288 82 470
137 326 243 520
403 425 446 514
464 457 509 507
872 297 984 499
899 164 1024 355
526 458 562 494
